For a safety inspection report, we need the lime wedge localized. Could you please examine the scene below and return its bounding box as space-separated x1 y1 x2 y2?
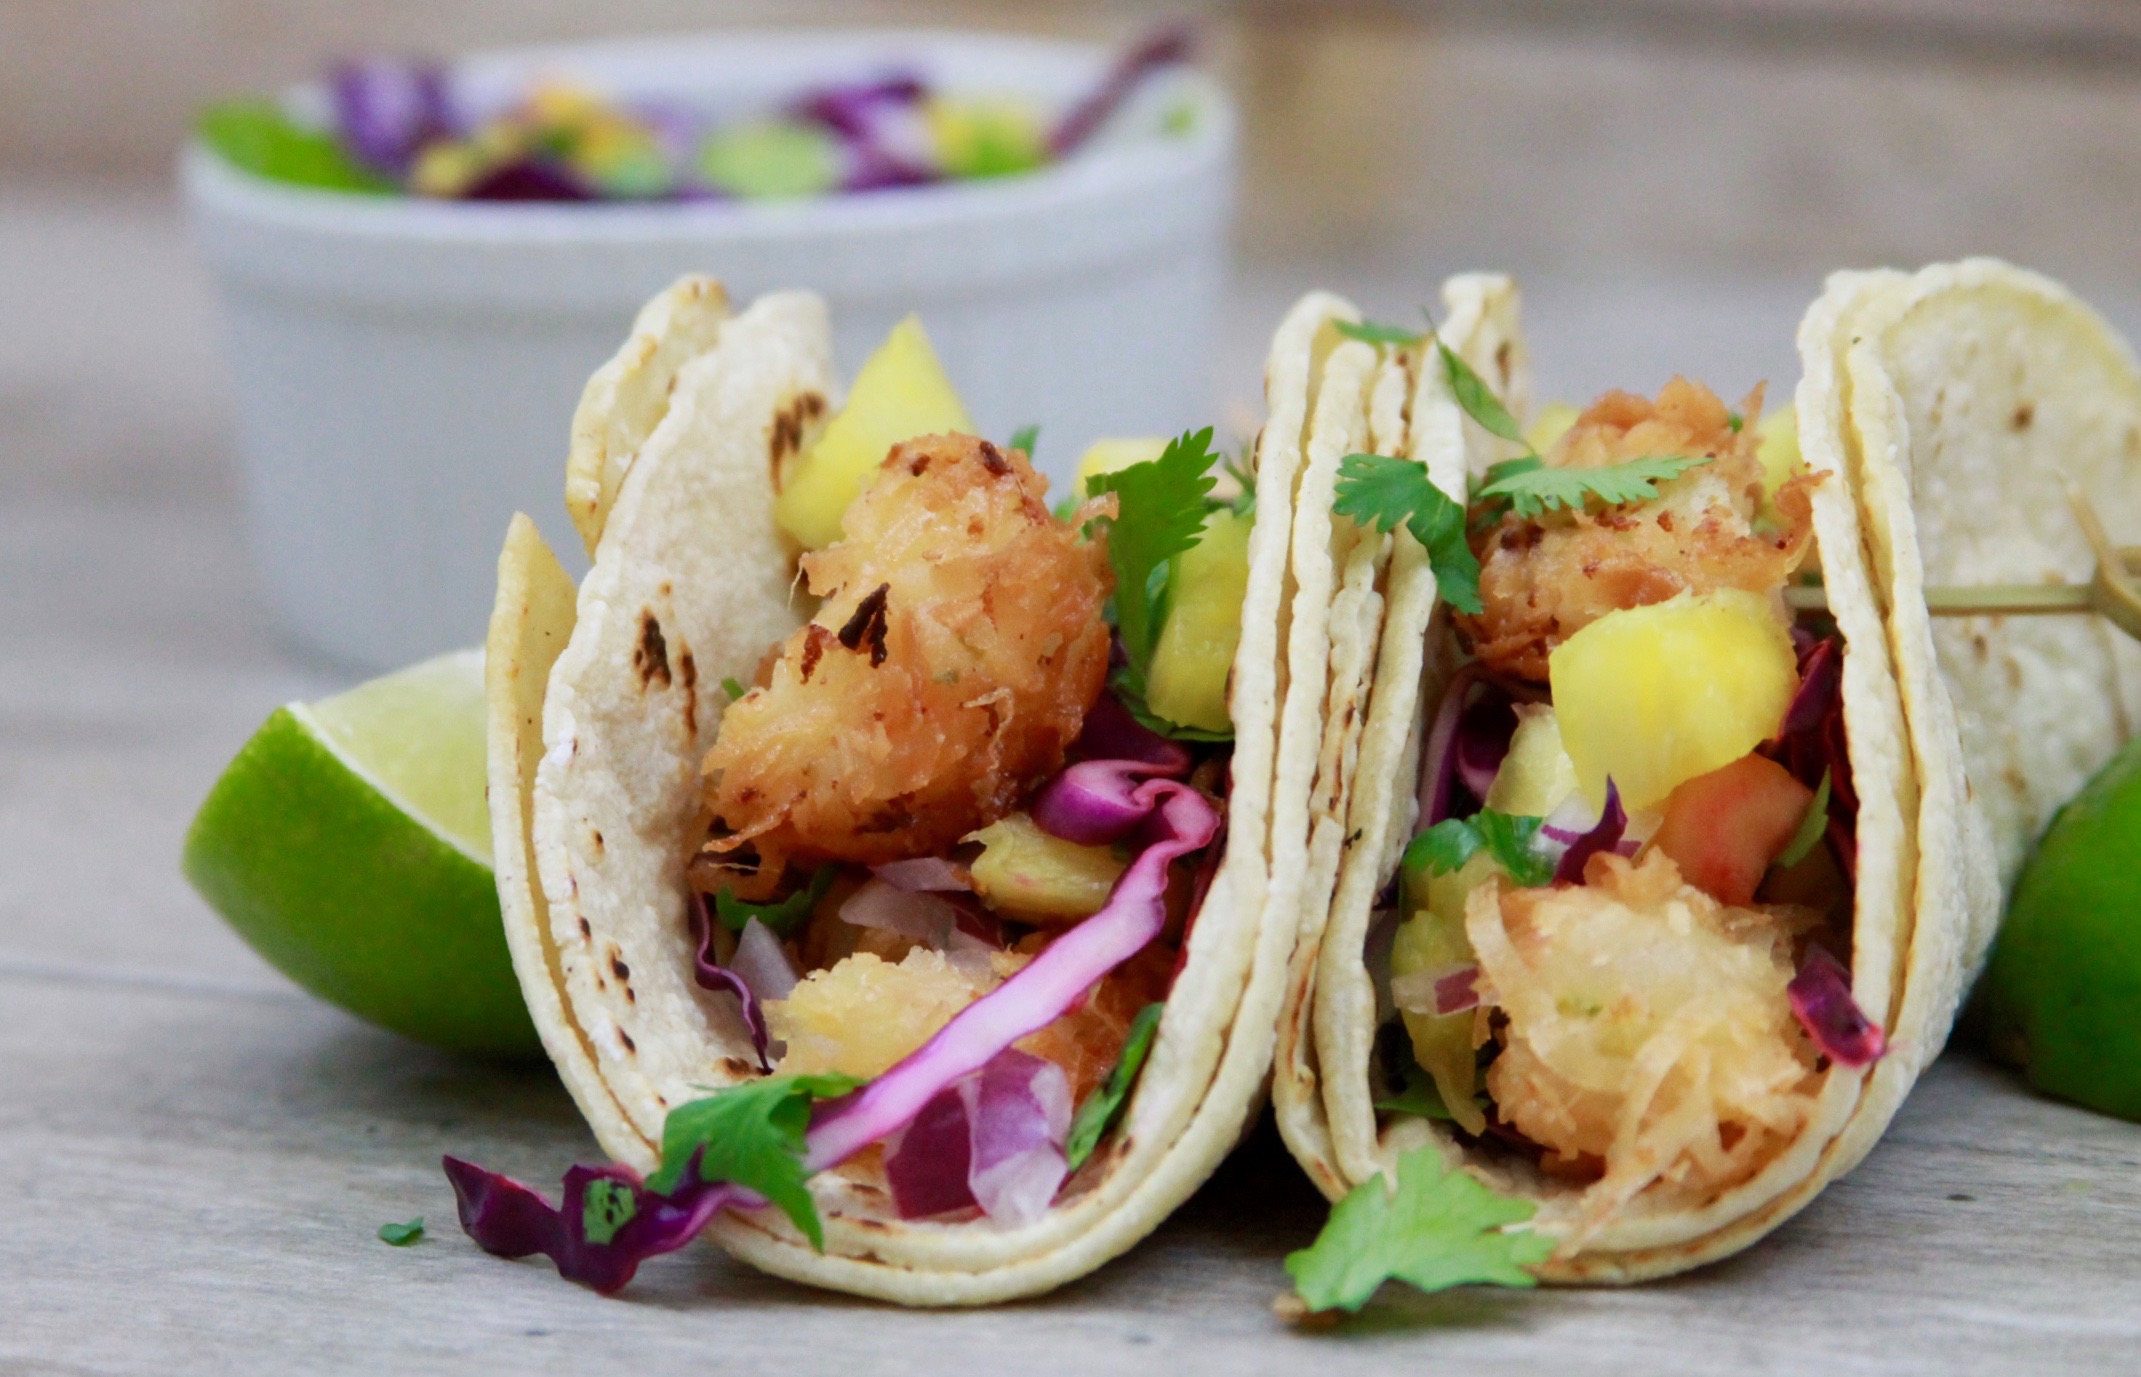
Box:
183 649 538 1055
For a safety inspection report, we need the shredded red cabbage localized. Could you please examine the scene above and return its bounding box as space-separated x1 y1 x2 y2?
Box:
688 892 771 1071
884 1049 1071 1226
1417 664 1484 828
443 1154 756 1295
1452 693 1518 804
1048 25 1193 158
1433 965 1481 1015
803 778 1215 1171
1767 634 1856 874
1031 693 1194 845
1787 945 1886 1067
462 158 595 202
1551 779 1628 884
330 59 454 175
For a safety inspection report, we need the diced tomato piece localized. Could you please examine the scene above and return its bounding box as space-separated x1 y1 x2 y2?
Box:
1651 753 1814 905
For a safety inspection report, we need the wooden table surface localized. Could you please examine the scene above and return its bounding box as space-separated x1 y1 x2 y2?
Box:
5 184 2138 1375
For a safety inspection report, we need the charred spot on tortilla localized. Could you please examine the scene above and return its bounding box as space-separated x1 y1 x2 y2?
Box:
635 611 672 689
2011 401 2035 431
720 1056 757 1077
619 1028 636 1053
768 390 830 476
591 826 604 855
610 951 631 983
677 647 699 735
578 917 592 939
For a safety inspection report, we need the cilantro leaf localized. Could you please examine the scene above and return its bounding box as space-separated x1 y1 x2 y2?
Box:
198 100 396 194
720 676 747 702
645 1072 864 1249
1402 810 1555 889
1335 318 1427 347
1114 684 1233 744
1474 454 1711 521
1008 423 1040 459
377 1217 425 1246
1438 341 1526 446
1285 1147 1553 1312
1222 443 1257 518
1774 768 1832 870
1065 1002 1164 1170
712 866 835 938
1332 453 1482 616
581 1179 638 1246
1086 426 1220 673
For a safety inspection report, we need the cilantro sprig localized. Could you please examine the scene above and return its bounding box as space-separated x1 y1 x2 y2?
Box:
712 866 835 938
1085 427 1235 741
1474 452 1712 521
1284 1147 1553 1312
1065 1002 1163 1170
377 1217 425 1246
645 1072 864 1250
1402 810 1556 889
1775 768 1833 870
1334 453 1480 616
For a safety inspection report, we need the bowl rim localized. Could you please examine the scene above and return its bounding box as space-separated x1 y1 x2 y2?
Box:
182 27 1236 246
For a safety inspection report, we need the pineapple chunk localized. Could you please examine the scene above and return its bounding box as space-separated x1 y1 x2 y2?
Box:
1525 400 1582 455
967 812 1126 921
773 316 973 549
1756 406 1800 501
1143 508 1252 732
1548 590 1798 812
1483 704 1581 818
770 947 999 1079
1075 437 1169 499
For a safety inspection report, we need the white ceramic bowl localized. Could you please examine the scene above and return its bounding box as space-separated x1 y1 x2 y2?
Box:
184 30 1236 671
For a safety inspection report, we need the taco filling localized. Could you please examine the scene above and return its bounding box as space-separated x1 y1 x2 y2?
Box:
676 408 1247 1227
1381 377 1877 1238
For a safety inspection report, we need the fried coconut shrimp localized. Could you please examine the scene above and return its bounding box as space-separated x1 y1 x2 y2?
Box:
1467 850 1821 1236
1460 378 1817 680
701 434 1113 888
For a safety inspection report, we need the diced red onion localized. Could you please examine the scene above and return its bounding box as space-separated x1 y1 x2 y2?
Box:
871 857 974 893
1552 779 1627 885
883 1049 1071 1226
330 59 454 175
1073 691 1194 772
965 1051 1072 1226
1787 945 1886 1067
1390 963 1481 1018
444 1155 758 1296
803 779 1218 1173
840 877 964 947
731 917 799 1002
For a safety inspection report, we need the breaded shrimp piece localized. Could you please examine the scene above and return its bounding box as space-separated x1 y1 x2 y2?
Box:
1460 379 1817 681
700 433 1113 886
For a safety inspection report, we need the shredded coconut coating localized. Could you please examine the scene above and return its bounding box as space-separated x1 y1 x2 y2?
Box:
700 434 1113 887
1468 851 1821 1237
1460 378 1817 681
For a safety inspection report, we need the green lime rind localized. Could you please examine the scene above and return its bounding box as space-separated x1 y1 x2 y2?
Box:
1982 737 2141 1121
182 706 538 1056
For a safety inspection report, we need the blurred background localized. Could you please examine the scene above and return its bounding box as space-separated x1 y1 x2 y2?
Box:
10 0 2141 506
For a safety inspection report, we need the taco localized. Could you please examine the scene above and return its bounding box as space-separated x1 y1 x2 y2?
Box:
1273 269 1994 1293
464 279 1399 1303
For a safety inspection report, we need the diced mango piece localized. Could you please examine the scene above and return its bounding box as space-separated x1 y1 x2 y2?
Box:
1483 704 1581 818
1143 508 1252 733
1075 437 1169 500
1526 400 1582 456
1549 591 1799 813
773 316 974 549
967 812 1126 921
770 948 995 1079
